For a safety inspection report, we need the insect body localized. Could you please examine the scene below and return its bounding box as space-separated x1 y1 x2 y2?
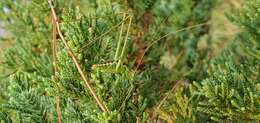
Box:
91 61 134 81
92 61 128 73
91 15 134 82
92 61 117 73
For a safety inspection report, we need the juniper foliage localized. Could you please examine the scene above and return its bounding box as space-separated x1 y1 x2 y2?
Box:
159 0 260 122
0 0 259 123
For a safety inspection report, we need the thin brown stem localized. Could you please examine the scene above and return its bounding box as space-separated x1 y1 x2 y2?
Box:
56 96 62 123
47 0 109 112
51 7 61 122
52 11 58 74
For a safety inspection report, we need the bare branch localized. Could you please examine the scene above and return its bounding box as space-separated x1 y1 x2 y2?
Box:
56 96 62 123
50 4 61 122
51 6 58 74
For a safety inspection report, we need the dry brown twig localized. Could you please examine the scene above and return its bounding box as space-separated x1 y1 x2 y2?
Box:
50 3 62 122
47 0 109 113
56 96 62 123
52 16 58 74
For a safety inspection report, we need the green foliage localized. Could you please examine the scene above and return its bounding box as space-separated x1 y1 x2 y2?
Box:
139 0 215 108
192 1 260 121
159 0 260 122
0 0 259 123
4 73 55 123
159 87 196 123
194 53 260 122
152 0 215 81
228 0 260 61
188 0 260 122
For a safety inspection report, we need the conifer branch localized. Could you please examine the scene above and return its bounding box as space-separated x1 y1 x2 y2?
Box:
154 80 182 122
4 0 258 122
156 80 182 110
47 0 109 113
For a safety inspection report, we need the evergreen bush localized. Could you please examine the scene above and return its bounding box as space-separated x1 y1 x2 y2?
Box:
0 0 259 122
